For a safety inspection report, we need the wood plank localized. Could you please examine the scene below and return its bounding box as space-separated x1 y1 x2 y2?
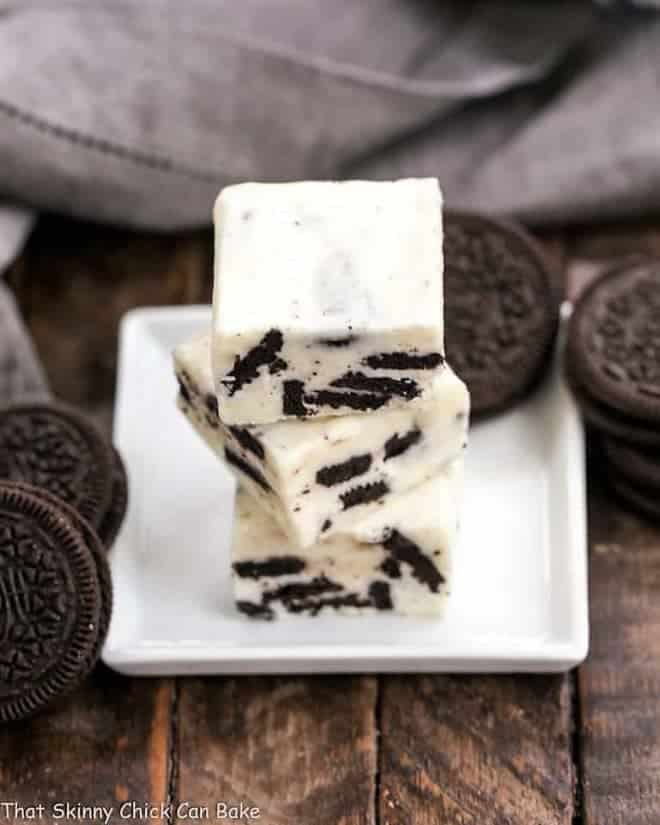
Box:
535 229 568 297
569 227 660 825
176 676 378 825
566 220 660 260
0 676 174 823
379 674 575 825
579 478 660 825
565 222 660 302
0 216 210 821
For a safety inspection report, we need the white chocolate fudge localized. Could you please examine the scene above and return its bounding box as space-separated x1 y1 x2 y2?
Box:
175 333 469 548
232 459 463 619
212 178 445 425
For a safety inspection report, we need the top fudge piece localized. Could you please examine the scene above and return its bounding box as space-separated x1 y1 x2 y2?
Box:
212 178 445 425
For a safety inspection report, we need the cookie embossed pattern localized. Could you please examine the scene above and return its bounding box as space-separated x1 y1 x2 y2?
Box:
0 402 128 721
569 262 660 422
566 259 660 519
444 212 559 419
0 403 115 529
0 485 101 723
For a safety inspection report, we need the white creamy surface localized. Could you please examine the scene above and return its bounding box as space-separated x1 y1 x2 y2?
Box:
232 461 462 618
211 179 445 424
212 179 444 337
174 332 469 548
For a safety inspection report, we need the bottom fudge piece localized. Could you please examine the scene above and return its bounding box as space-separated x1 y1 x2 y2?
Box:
175 332 469 548
232 459 463 619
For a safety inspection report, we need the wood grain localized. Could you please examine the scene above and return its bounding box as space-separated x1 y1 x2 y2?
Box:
535 230 568 298
0 676 174 823
379 675 575 825
579 479 660 825
176 676 378 825
565 221 660 302
566 221 660 260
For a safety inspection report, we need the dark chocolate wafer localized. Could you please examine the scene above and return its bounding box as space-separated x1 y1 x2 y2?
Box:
0 402 114 530
565 359 660 447
608 473 660 523
0 484 101 722
568 260 660 424
9 482 113 675
97 447 129 551
602 438 660 491
444 211 559 418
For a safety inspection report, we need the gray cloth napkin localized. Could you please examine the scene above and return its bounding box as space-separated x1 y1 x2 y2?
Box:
1 0 658 399
0 206 49 402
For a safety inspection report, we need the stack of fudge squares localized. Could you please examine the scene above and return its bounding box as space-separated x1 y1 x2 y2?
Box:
174 179 470 619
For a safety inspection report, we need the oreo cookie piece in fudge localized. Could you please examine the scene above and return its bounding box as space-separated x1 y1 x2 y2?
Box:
232 459 463 619
211 179 446 425
174 333 469 548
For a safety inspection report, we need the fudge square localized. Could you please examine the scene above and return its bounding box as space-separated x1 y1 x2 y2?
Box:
232 458 463 619
212 178 445 425
175 332 469 548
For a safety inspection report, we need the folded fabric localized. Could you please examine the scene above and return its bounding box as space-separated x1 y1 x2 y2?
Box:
1 0 659 399
0 0 657 233
0 206 48 404
0 282 49 403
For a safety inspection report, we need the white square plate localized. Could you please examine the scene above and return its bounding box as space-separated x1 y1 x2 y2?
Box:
103 306 589 675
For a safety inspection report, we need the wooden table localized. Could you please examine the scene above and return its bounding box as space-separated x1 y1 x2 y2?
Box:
2 216 660 825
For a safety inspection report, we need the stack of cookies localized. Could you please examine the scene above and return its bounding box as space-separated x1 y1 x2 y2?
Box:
175 179 471 618
566 261 660 520
0 403 127 721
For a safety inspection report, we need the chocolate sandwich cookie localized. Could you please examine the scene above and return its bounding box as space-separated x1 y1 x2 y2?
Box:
567 260 660 424
97 448 129 551
0 403 114 530
444 211 558 418
9 483 113 675
609 474 660 523
0 484 101 722
565 360 660 447
602 438 660 492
